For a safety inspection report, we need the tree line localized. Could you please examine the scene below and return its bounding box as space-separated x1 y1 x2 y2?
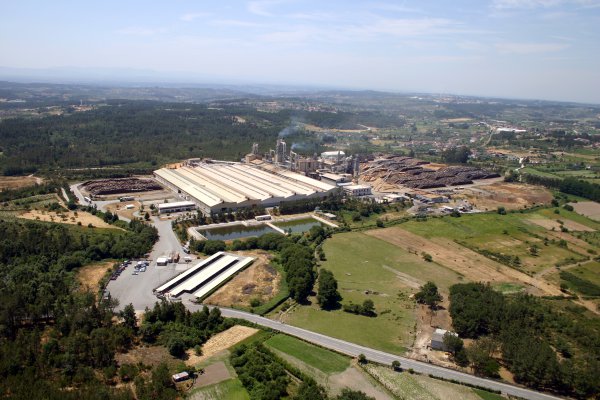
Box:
448 282 599 398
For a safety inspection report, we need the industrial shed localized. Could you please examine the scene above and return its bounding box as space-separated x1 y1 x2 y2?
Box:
154 161 336 216
155 252 254 301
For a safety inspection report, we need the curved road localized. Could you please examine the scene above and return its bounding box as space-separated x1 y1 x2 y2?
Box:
189 304 563 400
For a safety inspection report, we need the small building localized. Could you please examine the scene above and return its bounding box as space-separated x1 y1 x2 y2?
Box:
322 212 337 220
343 184 372 197
172 371 190 382
383 193 409 203
431 328 458 351
320 172 349 185
156 256 169 266
158 201 196 214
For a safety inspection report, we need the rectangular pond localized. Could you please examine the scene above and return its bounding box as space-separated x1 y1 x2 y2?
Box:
273 217 325 234
198 223 278 241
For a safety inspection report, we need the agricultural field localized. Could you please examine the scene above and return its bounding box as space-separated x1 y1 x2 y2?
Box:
282 231 464 354
264 334 391 399
570 201 600 221
264 334 350 374
0 175 40 190
189 378 249 400
398 210 598 279
363 364 504 400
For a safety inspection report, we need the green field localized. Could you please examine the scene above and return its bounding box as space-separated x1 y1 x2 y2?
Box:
264 334 350 374
567 261 600 287
400 211 597 274
189 378 249 400
283 232 463 354
472 388 507 400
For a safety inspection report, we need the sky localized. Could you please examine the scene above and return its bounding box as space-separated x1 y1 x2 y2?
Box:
1 0 600 103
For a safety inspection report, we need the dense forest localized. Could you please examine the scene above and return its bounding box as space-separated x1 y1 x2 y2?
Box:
449 283 599 398
0 215 164 399
0 101 289 175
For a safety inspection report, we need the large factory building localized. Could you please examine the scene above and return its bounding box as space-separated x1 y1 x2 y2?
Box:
154 161 336 215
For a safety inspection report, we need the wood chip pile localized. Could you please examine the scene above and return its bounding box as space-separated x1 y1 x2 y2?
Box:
83 178 162 195
361 156 499 189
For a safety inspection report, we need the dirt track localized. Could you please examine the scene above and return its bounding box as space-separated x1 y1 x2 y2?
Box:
366 227 562 296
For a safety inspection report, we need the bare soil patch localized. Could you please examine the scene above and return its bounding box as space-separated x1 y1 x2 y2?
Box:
204 251 280 308
185 325 258 366
527 216 595 232
105 201 141 220
367 227 561 296
570 201 600 222
194 361 232 388
329 365 393 400
77 261 113 292
458 182 552 210
17 209 119 229
0 175 40 190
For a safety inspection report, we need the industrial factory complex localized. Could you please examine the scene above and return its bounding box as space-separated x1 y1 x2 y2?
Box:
154 160 337 216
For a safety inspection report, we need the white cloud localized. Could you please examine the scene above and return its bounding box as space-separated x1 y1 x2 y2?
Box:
495 41 569 54
180 12 211 22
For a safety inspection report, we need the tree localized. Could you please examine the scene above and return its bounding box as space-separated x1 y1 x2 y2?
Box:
144 211 150 221
468 338 500 378
317 269 341 310
497 206 506 215
360 299 376 316
358 354 367 364
391 360 401 371
443 332 464 355
415 281 442 310
421 252 433 262
121 303 137 330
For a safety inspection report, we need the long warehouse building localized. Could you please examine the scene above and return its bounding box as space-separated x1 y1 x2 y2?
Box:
154 161 337 215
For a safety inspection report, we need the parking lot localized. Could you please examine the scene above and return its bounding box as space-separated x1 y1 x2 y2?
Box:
106 216 198 311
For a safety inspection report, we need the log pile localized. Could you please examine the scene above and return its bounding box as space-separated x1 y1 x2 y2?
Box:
361 156 499 189
83 178 162 195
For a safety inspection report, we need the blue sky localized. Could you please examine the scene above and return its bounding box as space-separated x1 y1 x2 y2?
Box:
1 0 600 103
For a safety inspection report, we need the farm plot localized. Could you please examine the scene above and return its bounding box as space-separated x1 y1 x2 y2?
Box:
364 364 484 400
367 226 561 295
570 201 600 222
0 175 40 190
283 232 460 354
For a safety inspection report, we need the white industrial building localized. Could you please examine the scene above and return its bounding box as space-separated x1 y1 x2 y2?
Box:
343 184 372 197
155 252 254 300
157 200 197 214
154 161 336 216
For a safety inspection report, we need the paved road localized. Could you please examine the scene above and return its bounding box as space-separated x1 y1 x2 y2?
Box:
186 304 563 400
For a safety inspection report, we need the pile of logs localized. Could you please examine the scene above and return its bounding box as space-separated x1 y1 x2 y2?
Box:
361 156 499 189
83 178 162 195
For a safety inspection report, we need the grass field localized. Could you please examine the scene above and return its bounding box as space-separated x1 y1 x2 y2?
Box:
363 364 492 400
399 211 597 275
283 232 464 354
472 388 507 400
566 261 600 287
264 334 350 374
189 378 249 400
